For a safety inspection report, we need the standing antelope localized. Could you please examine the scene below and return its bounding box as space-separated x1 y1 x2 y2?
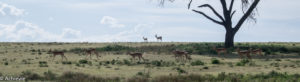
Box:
48 50 68 61
212 46 227 56
127 52 145 61
85 48 100 59
172 50 191 62
143 37 148 42
236 48 252 59
155 34 162 42
250 48 263 56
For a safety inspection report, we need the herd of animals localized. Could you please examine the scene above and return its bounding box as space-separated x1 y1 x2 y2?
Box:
47 34 263 61
48 47 263 61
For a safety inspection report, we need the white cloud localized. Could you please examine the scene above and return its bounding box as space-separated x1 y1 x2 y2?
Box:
61 28 81 38
65 2 131 10
0 20 82 42
100 16 125 28
0 2 25 16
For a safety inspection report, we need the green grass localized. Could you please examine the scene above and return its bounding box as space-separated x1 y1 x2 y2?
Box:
0 42 300 81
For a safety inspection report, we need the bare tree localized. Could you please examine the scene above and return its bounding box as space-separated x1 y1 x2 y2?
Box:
157 0 260 48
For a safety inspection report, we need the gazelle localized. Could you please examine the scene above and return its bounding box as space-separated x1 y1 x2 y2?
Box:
48 50 67 61
250 48 263 56
155 34 162 42
212 46 227 56
143 37 148 42
236 48 252 59
85 48 100 59
127 52 145 61
172 50 191 61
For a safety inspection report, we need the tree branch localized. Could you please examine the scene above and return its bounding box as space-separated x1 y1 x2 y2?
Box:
198 4 225 22
188 0 192 9
231 10 236 19
220 0 232 29
234 0 260 32
220 0 228 15
229 0 235 13
192 9 224 25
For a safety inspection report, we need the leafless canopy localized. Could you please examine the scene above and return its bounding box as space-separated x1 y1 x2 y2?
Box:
157 0 259 23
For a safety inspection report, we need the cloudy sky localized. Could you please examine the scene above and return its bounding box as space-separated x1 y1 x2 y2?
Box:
0 0 299 42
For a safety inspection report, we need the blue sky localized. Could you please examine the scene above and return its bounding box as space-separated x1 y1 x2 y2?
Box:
0 0 299 42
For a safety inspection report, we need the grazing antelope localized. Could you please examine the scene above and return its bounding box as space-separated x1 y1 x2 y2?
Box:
236 48 252 59
48 50 67 61
250 48 263 56
143 37 148 42
127 52 145 61
172 50 191 62
85 48 100 59
155 34 162 42
212 46 227 56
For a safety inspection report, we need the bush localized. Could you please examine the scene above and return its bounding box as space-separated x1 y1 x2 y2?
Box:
4 62 8 65
151 60 162 67
97 45 133 52
111 59 117 65
39 61 48 67
136 72 144 76
62 61 72 64
191 60 205 66
123 59 131 66
22 59 31 64
203 66 209 69
174 67 187 75
39 61 47 64
236 59 250 66
211 58 220 64
79 59 88 64
40 64 49 67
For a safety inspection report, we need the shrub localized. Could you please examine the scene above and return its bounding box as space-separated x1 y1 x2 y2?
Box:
203 66 209 69
39 64 48 67
4 62 8 65
191 60 204 66
137 72 144 76
111 59 117 65
79 59 88 64
236 59 250 66
211 58 220 64
174 67 187 75
151 60 162 67
39 61 47 64
62 61 72 65
123 59 131 66
105 61 110 64
39 61 48 67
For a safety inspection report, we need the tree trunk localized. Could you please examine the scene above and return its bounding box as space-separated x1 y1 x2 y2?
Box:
225 29 236 48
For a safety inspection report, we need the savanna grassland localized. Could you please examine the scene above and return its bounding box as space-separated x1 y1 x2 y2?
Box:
1 42 300 82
